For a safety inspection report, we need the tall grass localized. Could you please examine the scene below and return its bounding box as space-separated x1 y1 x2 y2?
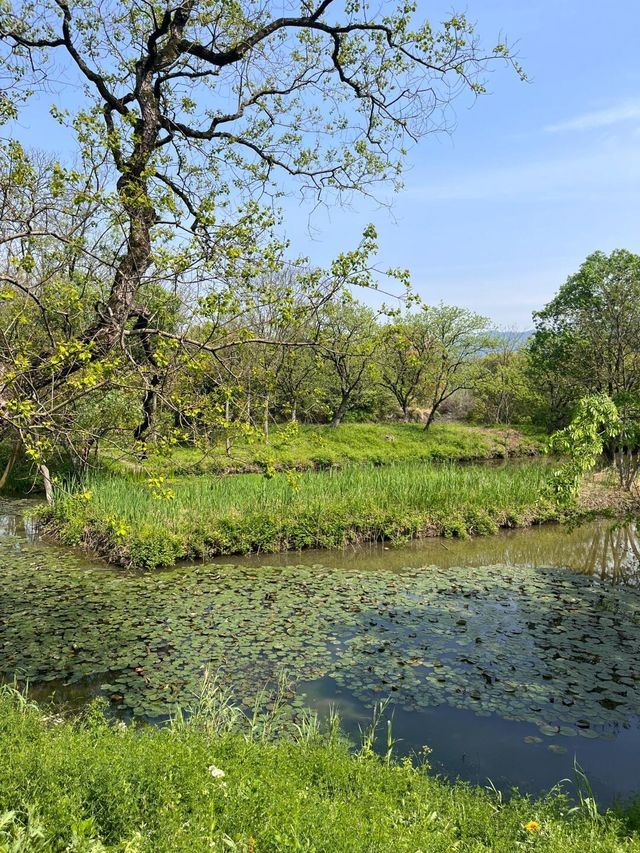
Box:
92 460 551 521
42 460 560 568
0 686 638 852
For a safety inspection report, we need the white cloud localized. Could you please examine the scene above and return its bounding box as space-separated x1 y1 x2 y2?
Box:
545 100 640 133
406 139 640 203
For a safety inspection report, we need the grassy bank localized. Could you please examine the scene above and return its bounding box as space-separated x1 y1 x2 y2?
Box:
39 460 561 569
0 689 638 852
107 422 544 477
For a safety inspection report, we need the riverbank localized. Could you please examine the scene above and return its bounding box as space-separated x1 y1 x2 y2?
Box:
110 422 545 476
0 688 638 852
38 459 565 569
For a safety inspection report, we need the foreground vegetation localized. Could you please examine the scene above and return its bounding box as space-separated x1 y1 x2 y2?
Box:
40 459 560 568
0 688 638 852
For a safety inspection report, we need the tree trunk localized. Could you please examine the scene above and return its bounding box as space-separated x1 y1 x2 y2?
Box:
133 383 159 442
72 437 95 478
225 398 231 457
291 400 297 423
423 407 436 431
0 440 20 491
263 393 270 444
132 314 161 443
39 463 54 504
331 394 350 428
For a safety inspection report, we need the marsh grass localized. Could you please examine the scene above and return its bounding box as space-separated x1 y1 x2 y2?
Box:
0 685 638 852
95 458 552 519
41 459 560 568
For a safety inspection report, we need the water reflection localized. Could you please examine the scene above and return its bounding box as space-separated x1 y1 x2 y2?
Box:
2 497 638 584
574 523 640 585
210 519 640 584
0 499 38 543
2 498 640 806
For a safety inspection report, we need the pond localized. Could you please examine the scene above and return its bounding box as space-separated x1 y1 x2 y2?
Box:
1 498 640 806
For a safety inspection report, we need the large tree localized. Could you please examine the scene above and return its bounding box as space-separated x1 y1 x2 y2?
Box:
376 313 435 421
0 0 521 491
529 249 640 427
319 298 378 427
471 332 536 425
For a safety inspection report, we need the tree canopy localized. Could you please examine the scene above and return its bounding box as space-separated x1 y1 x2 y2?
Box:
0 0 523 493
530 249 640 424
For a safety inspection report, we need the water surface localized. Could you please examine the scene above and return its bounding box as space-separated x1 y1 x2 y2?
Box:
1 499 639 806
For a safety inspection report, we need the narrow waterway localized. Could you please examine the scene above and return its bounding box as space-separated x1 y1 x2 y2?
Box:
1 499 639 806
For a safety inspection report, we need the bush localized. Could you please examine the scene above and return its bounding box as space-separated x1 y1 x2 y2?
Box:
127 528 184 569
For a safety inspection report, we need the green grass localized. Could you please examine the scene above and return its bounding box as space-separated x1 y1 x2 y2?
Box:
0 687 638 852
40 459 561 568
111 422 544 476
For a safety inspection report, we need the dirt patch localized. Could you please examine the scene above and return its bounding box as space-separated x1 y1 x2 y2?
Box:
579 471 640 514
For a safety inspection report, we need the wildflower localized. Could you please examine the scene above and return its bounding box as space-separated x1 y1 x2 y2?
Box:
525 820 541 833
208 764 225 780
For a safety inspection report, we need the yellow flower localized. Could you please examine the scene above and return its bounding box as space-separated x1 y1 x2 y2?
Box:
525 820 541 833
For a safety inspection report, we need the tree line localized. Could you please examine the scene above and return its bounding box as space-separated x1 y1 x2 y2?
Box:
1 1 638 498
0 0 524 495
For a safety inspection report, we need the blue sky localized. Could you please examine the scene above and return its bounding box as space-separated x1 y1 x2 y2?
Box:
282 0 640 326
10 0 640 327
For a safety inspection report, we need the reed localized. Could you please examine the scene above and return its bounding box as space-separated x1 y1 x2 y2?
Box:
41 460 559 568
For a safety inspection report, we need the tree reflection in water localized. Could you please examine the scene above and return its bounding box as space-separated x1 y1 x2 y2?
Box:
577 523 640 585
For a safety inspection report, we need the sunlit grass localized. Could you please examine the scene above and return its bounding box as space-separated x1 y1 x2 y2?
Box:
103 421 544 476
92 459 551 522
43 459 559 567
0 687 638 852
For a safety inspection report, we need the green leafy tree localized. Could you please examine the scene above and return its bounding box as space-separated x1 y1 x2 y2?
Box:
530 250 640 428
471 335 538 424
611 391 640 492
319 299 379 427
550 392 640 503
549 394 620 505
419 304 493 430
376 313 436 421
0 0 522 495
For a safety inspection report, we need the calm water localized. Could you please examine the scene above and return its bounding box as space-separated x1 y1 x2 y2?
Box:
1 498 640 806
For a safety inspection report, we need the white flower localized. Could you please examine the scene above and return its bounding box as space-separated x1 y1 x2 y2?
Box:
208 765 225 779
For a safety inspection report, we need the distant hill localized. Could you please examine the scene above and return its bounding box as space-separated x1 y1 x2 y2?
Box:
474 330 533 357
487 330 533 349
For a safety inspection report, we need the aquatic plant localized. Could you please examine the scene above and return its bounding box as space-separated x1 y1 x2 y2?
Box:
2 528 640 743
39 459 559 567
0 687 638 852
